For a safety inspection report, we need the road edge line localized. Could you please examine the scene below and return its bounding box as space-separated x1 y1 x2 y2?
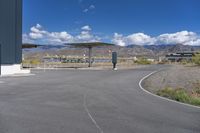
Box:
139 71 200 110
83 94 104 133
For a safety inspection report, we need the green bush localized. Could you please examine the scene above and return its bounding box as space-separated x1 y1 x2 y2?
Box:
30 59 41 65
180 59 190 65
157 88 200 106
22 60 31 64
190 97 200 106
192 53 200 65
135 58 151 65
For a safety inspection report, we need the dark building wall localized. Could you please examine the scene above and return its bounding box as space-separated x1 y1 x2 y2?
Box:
0 0 22 64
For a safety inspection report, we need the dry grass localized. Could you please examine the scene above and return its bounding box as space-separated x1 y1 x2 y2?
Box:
157 88 200 106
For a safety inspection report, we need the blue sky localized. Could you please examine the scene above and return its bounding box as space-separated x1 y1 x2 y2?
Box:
23 0 200 46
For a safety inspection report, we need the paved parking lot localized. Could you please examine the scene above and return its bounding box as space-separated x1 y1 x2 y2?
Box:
0 65 200 133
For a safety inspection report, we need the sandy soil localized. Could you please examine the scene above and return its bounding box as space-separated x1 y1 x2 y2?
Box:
23 63 149 70
143 65 200 93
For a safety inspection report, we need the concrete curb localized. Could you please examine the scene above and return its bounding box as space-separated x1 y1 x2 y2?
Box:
0 73 35 78
139 71 200 110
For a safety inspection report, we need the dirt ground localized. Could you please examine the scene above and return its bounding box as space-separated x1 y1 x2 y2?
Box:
23 62 149 70
143 65 200 93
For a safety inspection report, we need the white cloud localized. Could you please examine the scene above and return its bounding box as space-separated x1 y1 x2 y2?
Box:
48 31 74 43
89 5 95 9
83 4 95 13
23 34 34 43
112 33 126 46
30 24 46 34
23 24 101 44
36 24 42 29
29 32 44 40
156 31 199 46
112 33 155 46
23 24 200 46
112 31 200 46
76 30 100 42
126 33 155 45
30 26 40 33
83 9 89 13
81 25 92 31
29 24 48 40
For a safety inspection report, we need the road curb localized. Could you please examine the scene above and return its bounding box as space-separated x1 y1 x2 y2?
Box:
139 71 200 110
0 73 35 78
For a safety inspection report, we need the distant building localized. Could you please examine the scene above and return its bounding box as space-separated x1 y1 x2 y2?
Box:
166 52 198 62
0 0 29 75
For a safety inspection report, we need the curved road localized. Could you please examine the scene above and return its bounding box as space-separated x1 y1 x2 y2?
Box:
0 65 199 133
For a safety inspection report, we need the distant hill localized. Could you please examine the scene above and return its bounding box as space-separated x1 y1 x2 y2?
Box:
23 44 200 59
147 44 200 51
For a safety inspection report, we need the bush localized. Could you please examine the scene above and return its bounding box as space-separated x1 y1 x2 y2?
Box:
22 60 31 64
180 59 190 65
157 88 200 106
30 59 41 65
192 53 200 65
192 82 200 96
135 58 151 65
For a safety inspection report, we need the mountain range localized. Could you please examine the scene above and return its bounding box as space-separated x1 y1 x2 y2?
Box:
23 44 200 59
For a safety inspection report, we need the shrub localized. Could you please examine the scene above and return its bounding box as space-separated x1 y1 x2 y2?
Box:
157 88 200 106
135 58 151 65
180 59 190 65
22 60 31 64
192 53 200 65
192 82 200 96
30 59 40 65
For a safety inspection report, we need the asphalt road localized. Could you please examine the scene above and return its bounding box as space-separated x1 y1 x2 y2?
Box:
0 65 199 133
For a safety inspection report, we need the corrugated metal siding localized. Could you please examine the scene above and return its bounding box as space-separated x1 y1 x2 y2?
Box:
0 0 22 64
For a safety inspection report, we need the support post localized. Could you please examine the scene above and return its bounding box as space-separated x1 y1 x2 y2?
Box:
112 52 117 70
0 44 1 75
88 46 92 67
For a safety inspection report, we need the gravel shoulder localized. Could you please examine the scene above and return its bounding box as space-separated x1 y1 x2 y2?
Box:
143 65 200 93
